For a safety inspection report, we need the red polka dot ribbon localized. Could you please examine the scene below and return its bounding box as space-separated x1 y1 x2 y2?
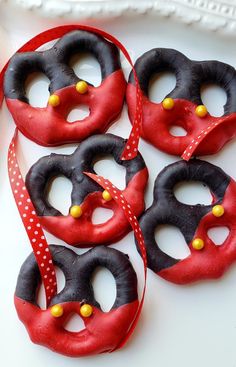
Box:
182 119 224 161
8 130 57 307
0 25 143 160
123 84 143 160
85 172 147 351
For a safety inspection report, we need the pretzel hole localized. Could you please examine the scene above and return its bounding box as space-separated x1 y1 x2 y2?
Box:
47 176 73 216
201 84 227 117
155 225 190 259
92 267 116 312
169 125 187 137
37 267 66 310
70 52 101 87
25 72 50 107
92 208 113 224
207 226 230 246
64 314 85 332
67 105 90 123
174 181 212 205
149 71 176 103
94 155 126 190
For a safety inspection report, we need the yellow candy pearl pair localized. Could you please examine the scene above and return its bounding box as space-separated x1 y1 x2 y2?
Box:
48 80 88 108
50 303 93 318
70 190 112 218
162 98 208 119
192 206 225 251
162 98 209 118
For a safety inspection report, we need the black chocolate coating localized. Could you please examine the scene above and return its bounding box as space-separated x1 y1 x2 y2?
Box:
25 133 146 216
129 48 236 115
4 30 121 103
138 159 230 272
15 245 138 309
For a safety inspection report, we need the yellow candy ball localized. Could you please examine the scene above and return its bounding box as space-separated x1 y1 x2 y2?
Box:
50 304 64 318
76 81 88 94
70 205 83 219
48 94 60 107
192 238 204 250
80 304 93 318
102 190 112 202
195 105 208 118
212 205 224 217
162 98 175 110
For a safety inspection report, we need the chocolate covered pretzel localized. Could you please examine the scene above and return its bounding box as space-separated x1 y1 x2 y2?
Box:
127 48 236 156
15 245 138 357
4 30 126 146
139 159 236 284
26 134 148 246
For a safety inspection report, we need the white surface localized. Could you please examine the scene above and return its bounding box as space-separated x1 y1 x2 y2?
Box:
1 5 236 367
4 0 236 35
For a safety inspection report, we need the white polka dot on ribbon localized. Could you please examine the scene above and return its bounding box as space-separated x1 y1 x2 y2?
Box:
121 83 143 160
182 120 222 161
8 130 57 306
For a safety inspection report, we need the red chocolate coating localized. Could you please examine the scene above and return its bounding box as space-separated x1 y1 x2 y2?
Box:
159 180 236 284
40 169 147 246
6 71 126 146
127 85 236 156
139 159 236 284
15 245 139 357
4 30 126 146
15 298 138 357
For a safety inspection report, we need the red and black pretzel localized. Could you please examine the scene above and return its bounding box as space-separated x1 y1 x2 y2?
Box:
127 48 236 156
25 133 148 246
138 159 236 284
15 245 138 357
4 30 126 146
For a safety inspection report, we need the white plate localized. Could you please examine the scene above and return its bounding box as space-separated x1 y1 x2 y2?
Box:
1 4 236 367
3 0 236 35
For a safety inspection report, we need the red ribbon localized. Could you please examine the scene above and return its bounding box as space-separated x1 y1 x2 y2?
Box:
181 119 224 161
8 130 57 306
